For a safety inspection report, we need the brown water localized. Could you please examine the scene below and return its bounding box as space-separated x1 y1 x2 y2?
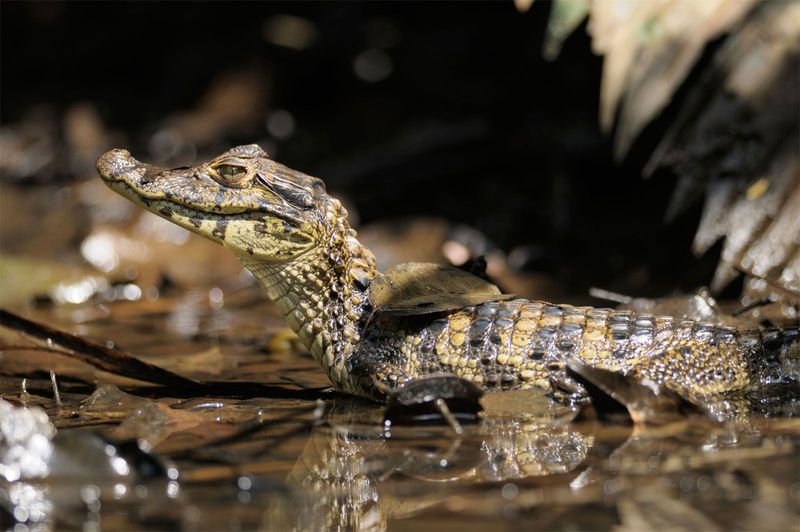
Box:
2 285 799 531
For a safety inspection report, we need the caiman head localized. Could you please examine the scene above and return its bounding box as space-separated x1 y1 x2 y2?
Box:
97 144 330 262
98 144 379 396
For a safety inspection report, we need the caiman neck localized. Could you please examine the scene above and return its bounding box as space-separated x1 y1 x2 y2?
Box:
237 200 378 393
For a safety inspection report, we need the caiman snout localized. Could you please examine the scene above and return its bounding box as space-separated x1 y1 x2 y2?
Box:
96 148 143 183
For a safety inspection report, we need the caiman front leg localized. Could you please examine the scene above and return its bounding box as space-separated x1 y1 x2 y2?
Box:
347 349 484 431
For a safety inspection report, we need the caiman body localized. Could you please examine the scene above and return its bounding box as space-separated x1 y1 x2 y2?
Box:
97 145 799 408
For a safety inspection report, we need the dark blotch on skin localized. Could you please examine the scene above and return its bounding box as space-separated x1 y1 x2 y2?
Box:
560 323 583 334
255 222 268 234
214 189 226 210
189 218 202 228
159 206 173 217
212 219 229 239
141 167 161 185
539 327 556 339
529 349 546 360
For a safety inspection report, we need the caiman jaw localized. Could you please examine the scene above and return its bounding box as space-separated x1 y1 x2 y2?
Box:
96 146 321 261
97 149 230 246
97 148 250 214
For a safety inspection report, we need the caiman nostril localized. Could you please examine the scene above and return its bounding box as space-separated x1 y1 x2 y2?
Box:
96 148 135 181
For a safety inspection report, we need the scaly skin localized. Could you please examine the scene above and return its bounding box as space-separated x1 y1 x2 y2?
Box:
96 145 799 405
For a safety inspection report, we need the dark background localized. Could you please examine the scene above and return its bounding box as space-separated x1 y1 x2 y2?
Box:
0 1 717 298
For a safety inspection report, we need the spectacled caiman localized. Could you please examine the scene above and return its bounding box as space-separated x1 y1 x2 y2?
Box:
96 144 799 414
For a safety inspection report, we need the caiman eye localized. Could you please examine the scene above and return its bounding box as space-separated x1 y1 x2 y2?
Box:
212 164 248 185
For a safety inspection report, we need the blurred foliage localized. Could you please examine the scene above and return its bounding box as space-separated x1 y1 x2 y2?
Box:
532 0 799 303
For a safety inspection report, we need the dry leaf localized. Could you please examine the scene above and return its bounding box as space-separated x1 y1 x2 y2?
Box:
369 262 515 316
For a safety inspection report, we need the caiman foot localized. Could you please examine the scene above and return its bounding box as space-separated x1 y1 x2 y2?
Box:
383 374 484 433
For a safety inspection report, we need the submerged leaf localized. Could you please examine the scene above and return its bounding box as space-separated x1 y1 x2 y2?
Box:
369 262 515 316
567 360 697 424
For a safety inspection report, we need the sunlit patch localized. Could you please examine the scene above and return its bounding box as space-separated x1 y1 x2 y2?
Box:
209 287 224 309
81 232 120 272
442 240 470 266
51 275 109 304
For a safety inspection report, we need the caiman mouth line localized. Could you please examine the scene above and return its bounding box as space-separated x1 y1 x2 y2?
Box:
105 177 258 215
106 178 301 225
106 179 266 227
105 178 314 261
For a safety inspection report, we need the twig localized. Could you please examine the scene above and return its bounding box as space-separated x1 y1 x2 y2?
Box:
732 298 775 317
589 287 633 304
50 370 62 409
0 309 198 388
434 398 463 435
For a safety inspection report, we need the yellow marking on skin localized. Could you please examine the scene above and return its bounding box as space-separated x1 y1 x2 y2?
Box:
497 352 510 365
540 316 561 327
595 348 612 359
512 332 530 347
467 358 478 368
519 309 541 321
450 314 470 331
450 332 466 347
583 328 605 342
520 369 535 380
516 319 538 332
508 354 523 367
435 334 449 355
498 330 511 347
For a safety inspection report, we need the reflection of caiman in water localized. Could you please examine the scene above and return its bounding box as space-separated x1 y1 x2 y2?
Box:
263 399 800 531
265 397 595 530
96 145 800 416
